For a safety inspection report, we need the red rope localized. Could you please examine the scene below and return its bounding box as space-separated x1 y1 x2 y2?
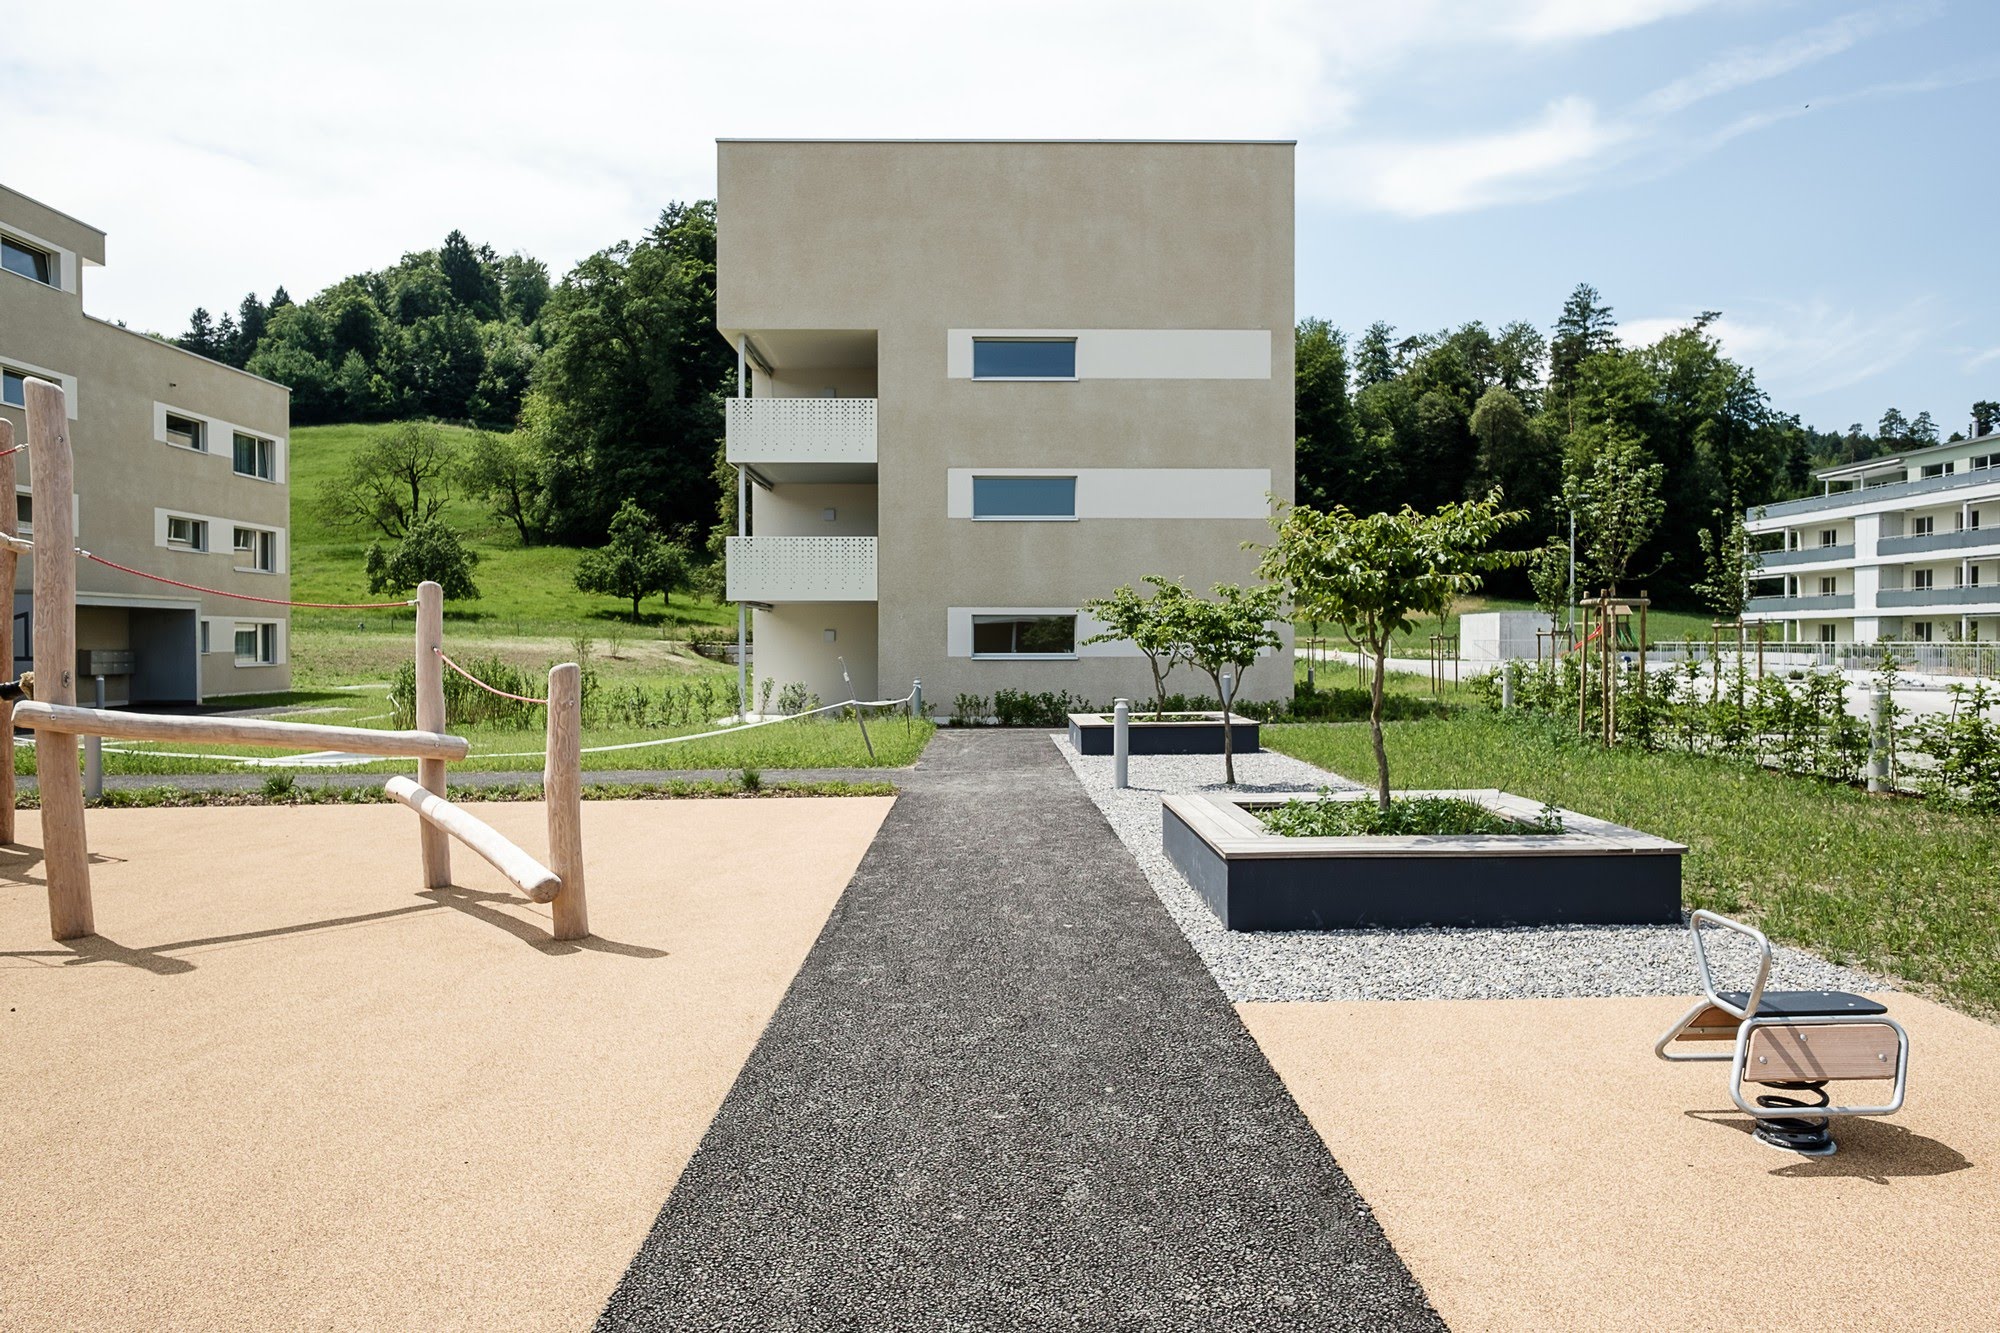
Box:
436 649 547 704
0 443 26 457
77 550 418 610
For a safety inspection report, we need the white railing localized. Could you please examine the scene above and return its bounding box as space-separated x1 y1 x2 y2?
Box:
1650 639 2000 679
726 536 877 602
726 397 876 466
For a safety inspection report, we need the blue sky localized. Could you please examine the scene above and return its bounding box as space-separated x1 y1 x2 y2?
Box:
4 0 1993 435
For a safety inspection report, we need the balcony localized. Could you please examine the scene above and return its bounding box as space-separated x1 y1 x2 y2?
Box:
1755 544 1853 570
726 397 877 485
1878 586 2000 610
727 536 877 603
1877 528 2000 558
1746 594 1854 615
1757 466 2000 519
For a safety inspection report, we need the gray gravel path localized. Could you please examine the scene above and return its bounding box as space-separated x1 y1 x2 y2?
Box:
1055 736 1889 1003
597 729 1440 1332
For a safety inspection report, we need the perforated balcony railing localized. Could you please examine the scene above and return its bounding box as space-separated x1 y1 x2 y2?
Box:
726 398 877 483
726 536 877 603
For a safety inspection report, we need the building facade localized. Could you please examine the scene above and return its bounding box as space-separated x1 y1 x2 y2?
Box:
1745 432 2000 645
717 139 1295 709
1 184 291 703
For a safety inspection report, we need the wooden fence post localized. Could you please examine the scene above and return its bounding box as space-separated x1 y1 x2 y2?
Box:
0 416 16 845
545 662 587 941
415 580 450 888
28 380 91 939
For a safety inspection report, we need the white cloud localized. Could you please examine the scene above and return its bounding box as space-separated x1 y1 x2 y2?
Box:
1636 9 1893 114
1619 300 1939 404
1310 97 1629 216
1502 0 1722 43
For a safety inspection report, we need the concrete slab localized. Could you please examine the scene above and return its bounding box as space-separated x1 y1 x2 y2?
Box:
1241 994 2000 1332
0 796 892 1332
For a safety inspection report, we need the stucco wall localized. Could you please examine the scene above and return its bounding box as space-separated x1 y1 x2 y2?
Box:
719 140 1295 705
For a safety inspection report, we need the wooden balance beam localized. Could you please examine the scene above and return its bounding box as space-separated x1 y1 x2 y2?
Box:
12 702 471 762
383 776 562 903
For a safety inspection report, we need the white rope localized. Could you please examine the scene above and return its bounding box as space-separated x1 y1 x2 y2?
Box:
471 690 917 760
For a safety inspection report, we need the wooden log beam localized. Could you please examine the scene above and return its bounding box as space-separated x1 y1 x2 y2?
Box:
28 379 93 940
382 776 560 903
544 661 588 940
414 580 450 888
12 701 471 760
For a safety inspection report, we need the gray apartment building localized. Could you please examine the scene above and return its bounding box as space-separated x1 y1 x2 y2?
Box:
1 183 292 702
718 139 1296 709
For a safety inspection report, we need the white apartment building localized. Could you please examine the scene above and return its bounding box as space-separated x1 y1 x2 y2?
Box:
716 140 1295 708
1 183 292 701
1745 431 2000 645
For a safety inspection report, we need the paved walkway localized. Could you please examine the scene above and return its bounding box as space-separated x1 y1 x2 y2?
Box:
597 730 1439 1331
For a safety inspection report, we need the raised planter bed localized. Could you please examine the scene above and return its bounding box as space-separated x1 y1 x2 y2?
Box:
1066 711 1261 756
1161 788 1683 931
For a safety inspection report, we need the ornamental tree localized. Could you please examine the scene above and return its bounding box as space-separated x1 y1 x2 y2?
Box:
1156 581 1283 786
573 498 691 621
1080 576 1194 720
1260 492 1523 810
364 518 480 601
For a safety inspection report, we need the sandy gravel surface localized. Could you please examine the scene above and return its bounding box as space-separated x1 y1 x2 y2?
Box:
1243 993 2000 1333
0 796 891 1332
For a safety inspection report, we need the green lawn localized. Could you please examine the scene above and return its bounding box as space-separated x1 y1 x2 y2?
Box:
1265 713 2000 1017
285 422 739 691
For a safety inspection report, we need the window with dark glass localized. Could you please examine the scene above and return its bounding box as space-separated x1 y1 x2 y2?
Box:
166 413 205 452
2 369 23 407
971 338 1076 379
1 235 53 286
971 475 1076 519
971 614 1076 656
233 431 274 479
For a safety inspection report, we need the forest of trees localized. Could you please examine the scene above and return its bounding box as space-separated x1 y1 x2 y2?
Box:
178 228 1994 600
1297 286 1997 601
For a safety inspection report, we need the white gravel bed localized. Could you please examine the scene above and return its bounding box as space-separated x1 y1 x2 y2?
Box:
1053 734 1890 1003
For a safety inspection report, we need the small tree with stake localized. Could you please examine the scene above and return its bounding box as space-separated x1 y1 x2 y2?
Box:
1156 581 1283 787
1261 492 1523 811
1080 576 1194 720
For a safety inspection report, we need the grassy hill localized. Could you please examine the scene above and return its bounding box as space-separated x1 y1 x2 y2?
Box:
286 422 736 689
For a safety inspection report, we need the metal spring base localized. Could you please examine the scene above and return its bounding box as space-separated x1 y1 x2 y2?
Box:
1752 1082 1836 1156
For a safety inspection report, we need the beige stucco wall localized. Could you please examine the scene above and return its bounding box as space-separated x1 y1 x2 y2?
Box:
752 602 878 708
2 185 291 699
719 140 1295 705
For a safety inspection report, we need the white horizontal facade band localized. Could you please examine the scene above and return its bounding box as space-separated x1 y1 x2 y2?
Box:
946 329 1273 380
0 351 80 418
946 608 1142 659
151 401 289 483
946 468 1272 521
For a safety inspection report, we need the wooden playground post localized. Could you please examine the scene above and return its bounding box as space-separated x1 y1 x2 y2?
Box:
0 417 15 845
29 380 92 940
415 580 450 888
544 661 587 941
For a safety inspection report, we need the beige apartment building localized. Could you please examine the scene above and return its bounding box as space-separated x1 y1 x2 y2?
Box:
1 184 291 703
718 139 1295 710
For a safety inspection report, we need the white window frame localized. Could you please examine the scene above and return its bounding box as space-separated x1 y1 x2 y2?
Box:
1912 568 1935 591
231 524 278 573
166 515 208 551
968 336 1080 382
968 612 1079 660
1912 516 1935 537
0 231 57 288
233 620 280 667
164 412 207 454
232 431 276 481
970 474 1080 523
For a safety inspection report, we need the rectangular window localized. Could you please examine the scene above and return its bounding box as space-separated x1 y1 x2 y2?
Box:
165 413 205 452
1819 529 1838 547
233 526 275 572
0 235 54 286
971 475 1077 520
1913 516 1935 537
1819 576 1837 596
167 516 207 550
1913 568 1934 590
971 338 1077 379
1972 455 1997 471
970 614 1077 657
1921 463 1949 479
232 432 274 479
233 623 278 665
1819 624 1837 644
1971 509 1982 530
2 368 24 407
13 493 28 533
199 620 210 654
1912 622 1933 642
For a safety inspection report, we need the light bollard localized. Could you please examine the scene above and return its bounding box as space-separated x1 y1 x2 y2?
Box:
911 678 922 721
1113 697 1130 790
1500 660 1515 710
1866 687 1889 794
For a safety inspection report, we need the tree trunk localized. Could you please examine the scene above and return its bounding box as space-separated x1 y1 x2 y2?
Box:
1370 649 1390 812
630 594 642 621
1149 657 1169 720
1211 668 1235 787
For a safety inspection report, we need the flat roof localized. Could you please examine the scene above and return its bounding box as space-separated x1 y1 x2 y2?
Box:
0 181 105 241
716 137 1297 145
1814 429 2000 481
